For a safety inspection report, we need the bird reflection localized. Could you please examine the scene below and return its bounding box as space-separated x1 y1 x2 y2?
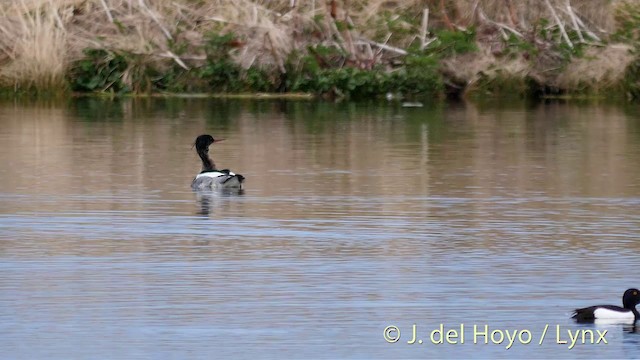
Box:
623 324 638 334
194 188 244 216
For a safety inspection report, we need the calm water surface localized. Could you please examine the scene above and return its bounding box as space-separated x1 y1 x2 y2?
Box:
1 99 640 359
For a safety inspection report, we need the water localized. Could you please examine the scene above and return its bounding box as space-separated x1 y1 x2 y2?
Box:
1 98 640 359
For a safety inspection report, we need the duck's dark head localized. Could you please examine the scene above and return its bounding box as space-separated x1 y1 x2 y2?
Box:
194 134 224 152
623 289 640 309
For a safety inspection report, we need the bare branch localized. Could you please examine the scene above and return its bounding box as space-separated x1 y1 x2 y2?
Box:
356 38 407 56
99 0 115 23
138 0 173 40
544 0 572 48
420 7 429 50
478 8 523 38
565 2 584 43
164 50 189 70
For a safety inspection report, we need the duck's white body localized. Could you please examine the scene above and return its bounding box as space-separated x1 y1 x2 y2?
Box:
191 170 244 190
593 308 636 323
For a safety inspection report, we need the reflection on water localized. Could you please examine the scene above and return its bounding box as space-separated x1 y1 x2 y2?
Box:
1 98 640 359
195 189 245 216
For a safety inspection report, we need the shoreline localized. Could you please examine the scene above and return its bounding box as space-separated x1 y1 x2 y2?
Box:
70 92 317 100
0 0 639 101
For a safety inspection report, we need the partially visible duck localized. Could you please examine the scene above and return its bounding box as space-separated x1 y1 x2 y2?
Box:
572 288 640 324
191 134 245 190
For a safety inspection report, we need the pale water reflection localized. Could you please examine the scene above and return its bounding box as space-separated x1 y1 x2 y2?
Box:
1 99 640 359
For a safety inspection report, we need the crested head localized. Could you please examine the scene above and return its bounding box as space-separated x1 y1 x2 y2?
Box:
623 288 640 308
194 134 215 152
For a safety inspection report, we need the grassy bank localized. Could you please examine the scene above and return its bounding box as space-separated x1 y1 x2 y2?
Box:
1 0 640 100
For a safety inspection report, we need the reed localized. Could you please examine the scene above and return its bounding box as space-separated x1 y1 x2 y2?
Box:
0 0 635 97
0 0 69 92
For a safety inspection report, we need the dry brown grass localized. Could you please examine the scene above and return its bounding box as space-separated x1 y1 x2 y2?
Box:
454 0 613 32
0 0 630 92
0 0 70 91
556 44 635 91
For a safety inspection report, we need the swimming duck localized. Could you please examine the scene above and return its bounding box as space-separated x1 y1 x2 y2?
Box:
191 134 245 190
572 288 640 323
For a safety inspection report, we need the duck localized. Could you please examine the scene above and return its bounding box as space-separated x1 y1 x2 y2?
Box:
191 134 245 190
572 288 640 323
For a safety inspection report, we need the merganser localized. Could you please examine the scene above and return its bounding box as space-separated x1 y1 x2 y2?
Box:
191 134 245 190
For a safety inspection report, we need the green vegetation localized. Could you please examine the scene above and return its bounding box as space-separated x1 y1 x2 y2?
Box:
624 59 640 99
613 2 640 99
470 73 538 100
70 49 129 93
426 29 478 57
613 1 640 45
2 0 640 101
66 32 445 100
